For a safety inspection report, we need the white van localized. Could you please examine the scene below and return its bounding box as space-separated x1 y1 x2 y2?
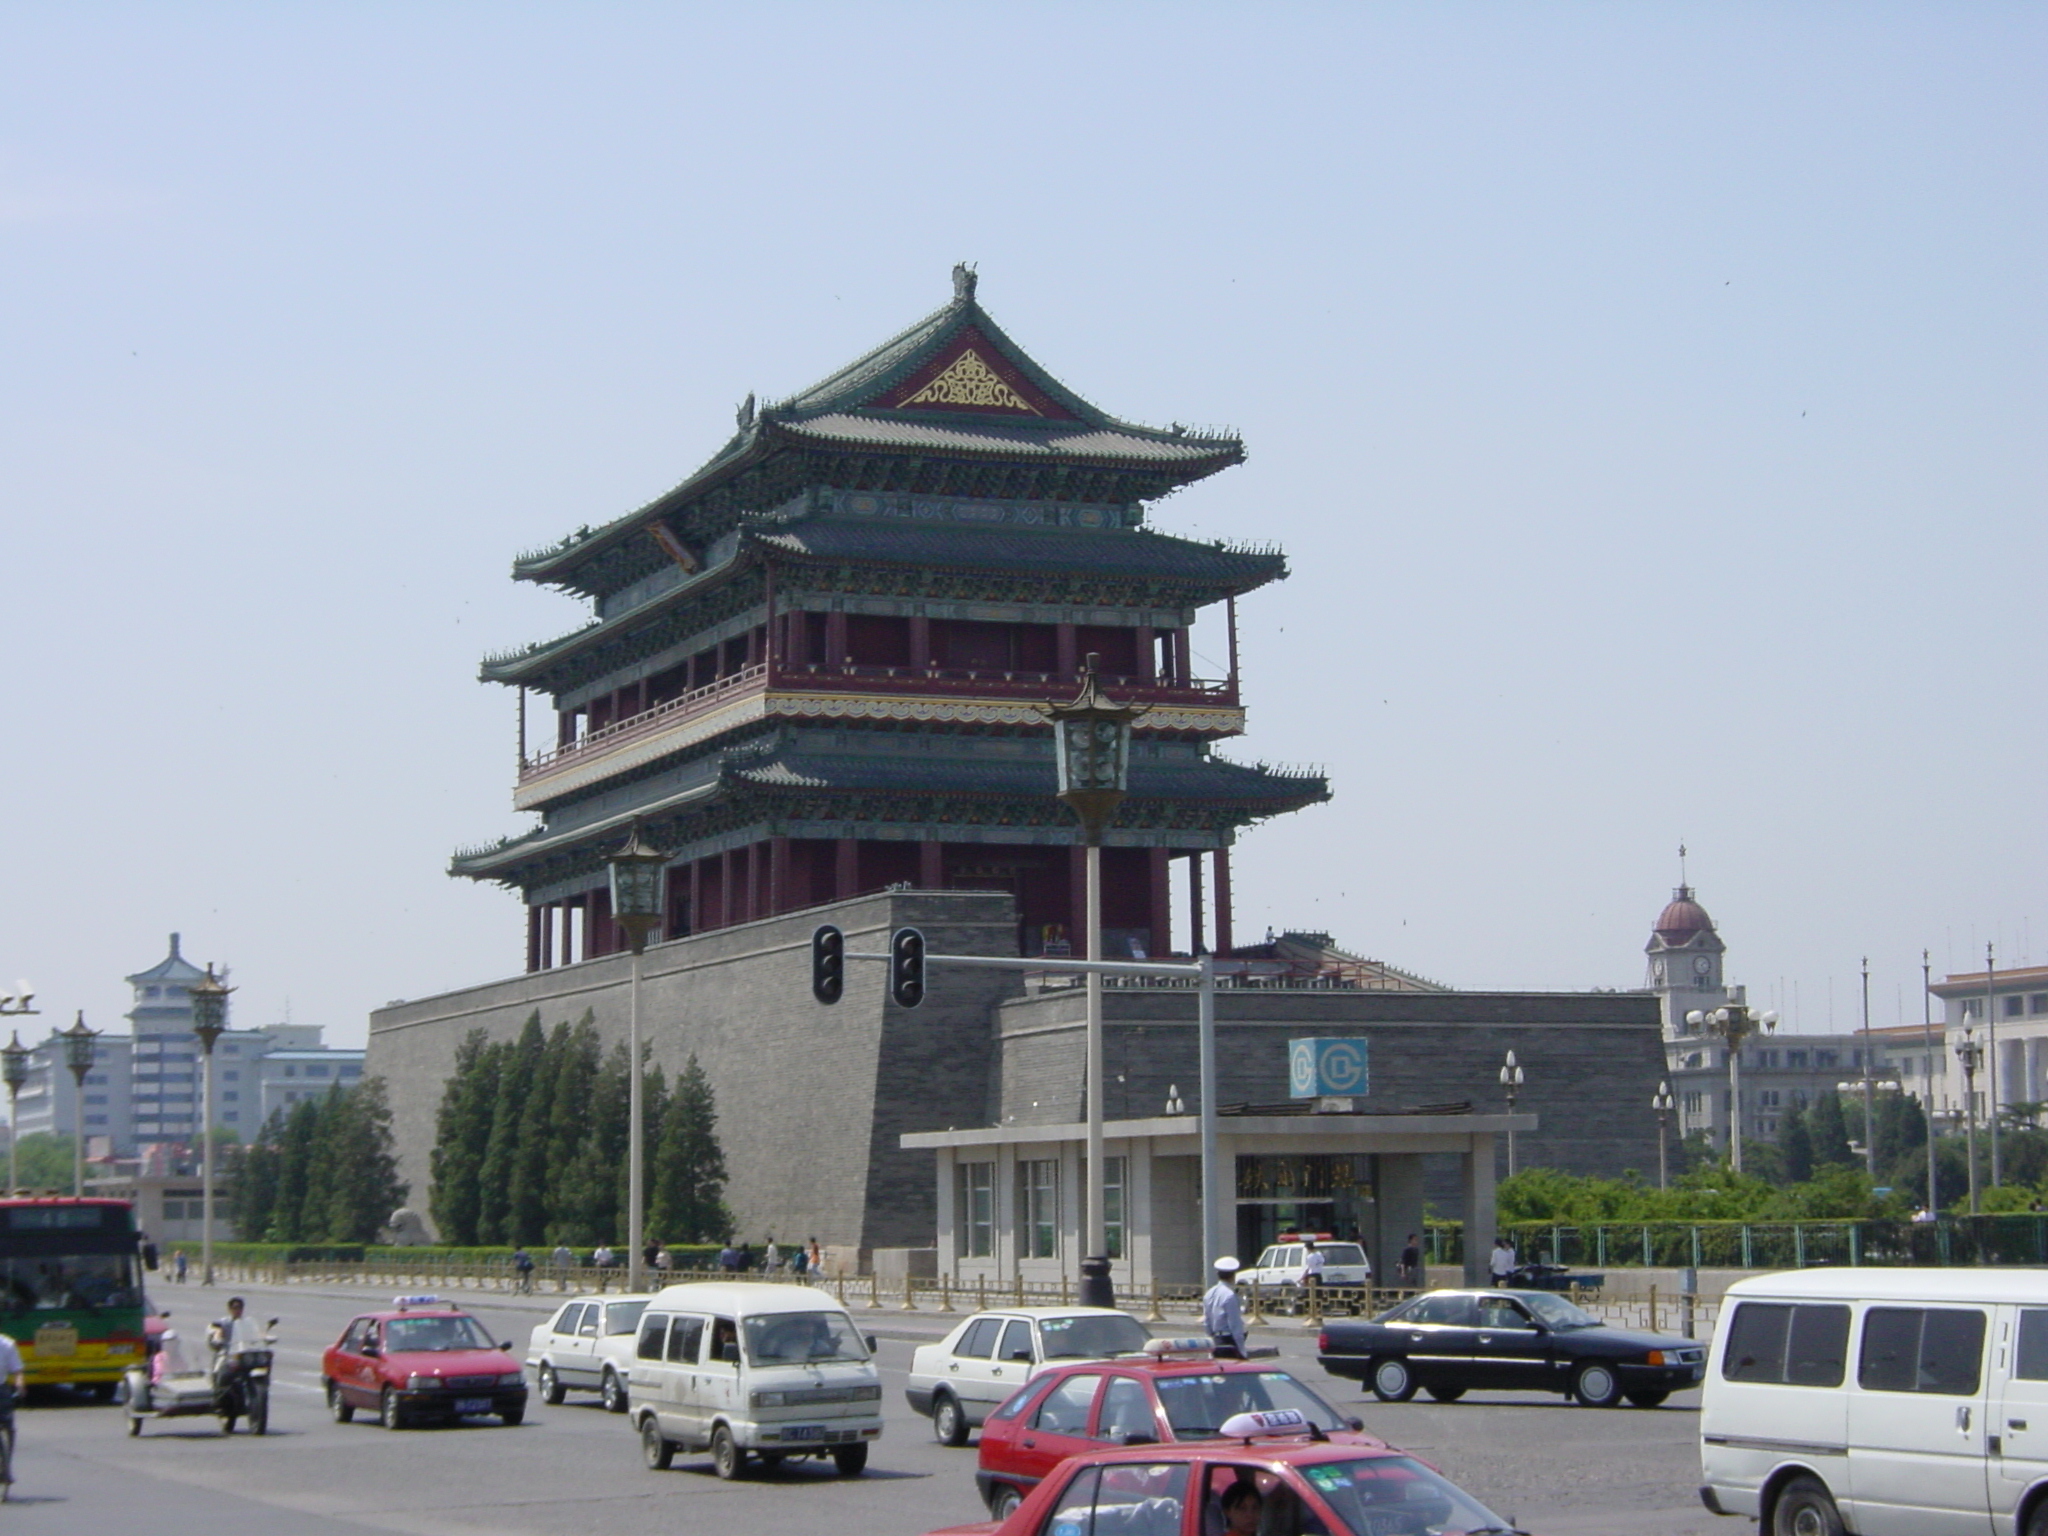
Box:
1701 1268 2048 1536
627 1282 882 1480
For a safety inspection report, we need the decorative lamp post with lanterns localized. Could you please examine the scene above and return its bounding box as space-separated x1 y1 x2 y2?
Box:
60 1013 100 1197
1043 654 1146 1310
188 964 235 1284
1835 1077 1900 1180
1955 1029 1984 1214
1687 1003 1778 1174
1498 1051 1525 1176
606 822 668 1295
2 1031 31 1194
1652 1080 1677 1189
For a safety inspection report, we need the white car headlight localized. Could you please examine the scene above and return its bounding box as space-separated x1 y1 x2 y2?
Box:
751 1390 786 1408
406 1374 435 1390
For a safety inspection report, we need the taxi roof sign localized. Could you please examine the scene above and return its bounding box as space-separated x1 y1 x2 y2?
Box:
392 1294 443 1310
1220 1408 1318 1441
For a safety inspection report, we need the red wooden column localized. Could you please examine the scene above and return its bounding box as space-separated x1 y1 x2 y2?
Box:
527 906 543 973
688 859 703 934
769 836 791 915
909 614 932 669
1173 627 1192 683
1147 848 1170 957
919 840 944 889
826 610 848 666
1187 853 1207 956
1055 623 1078 678
1135 625 1156 682
1212 847 1234 955
835 839 859 900
720 849 735 929
588 889 614 957
743 844 761 923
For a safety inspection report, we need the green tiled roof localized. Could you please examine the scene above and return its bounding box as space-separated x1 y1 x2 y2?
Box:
728 748 1327 810
752 522 1284 589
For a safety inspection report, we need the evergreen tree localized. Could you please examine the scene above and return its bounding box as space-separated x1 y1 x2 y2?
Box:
650 1054 732 1244
1779 1101 1814 1183
428 1029 497 1245
541 1017 602 1241
634 1062 670 1247
270 1097 323 1240
476 1014 545 1244
1873 1089 1926 1175
317 1077 409 1241
235 1119 284 1240
506 1022 566 1243
1808 1091 1855 1168
553 1040 630 1245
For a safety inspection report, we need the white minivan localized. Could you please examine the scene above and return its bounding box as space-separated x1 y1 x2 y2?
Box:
628 1282 883 1480
1701 1268 2048 1536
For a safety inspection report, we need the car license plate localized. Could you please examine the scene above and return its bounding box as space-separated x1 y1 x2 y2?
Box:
455 1397 492 1414
783 1425 825 1441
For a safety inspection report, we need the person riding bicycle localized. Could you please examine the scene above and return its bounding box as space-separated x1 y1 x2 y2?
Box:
0 1327 25 1485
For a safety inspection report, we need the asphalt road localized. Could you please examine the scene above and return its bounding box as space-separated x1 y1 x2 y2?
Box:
3 1281 1726 1536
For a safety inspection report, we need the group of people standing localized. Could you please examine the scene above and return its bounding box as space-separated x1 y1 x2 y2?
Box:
509 1235 828 1290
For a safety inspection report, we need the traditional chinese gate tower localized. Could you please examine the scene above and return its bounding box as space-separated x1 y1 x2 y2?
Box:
456 270 1327 970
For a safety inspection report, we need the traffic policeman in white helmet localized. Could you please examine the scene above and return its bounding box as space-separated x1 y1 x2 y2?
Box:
1203 1255 1248 1359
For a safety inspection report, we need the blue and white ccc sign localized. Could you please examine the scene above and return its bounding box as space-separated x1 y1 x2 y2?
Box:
1288 1037 1371 1099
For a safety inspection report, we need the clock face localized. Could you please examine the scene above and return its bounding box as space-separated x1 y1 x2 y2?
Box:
1694 956 1712 977
1652 960 1666 985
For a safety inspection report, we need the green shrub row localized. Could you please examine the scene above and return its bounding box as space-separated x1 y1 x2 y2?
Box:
197 1241 732 1268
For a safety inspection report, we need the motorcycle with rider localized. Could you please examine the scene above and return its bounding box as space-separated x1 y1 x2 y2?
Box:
123 1294 276 1436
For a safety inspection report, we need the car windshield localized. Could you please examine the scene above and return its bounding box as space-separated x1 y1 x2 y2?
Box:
1517 1292 1601 1331
742 1310 867 1366
1301 1455 1512 1536
385 1315 496 1352
1318 1245 1368 1267
1040 1313 1152 1360
1155 1370 1349 1436
0 1252 140 1311
604 1300 648 1335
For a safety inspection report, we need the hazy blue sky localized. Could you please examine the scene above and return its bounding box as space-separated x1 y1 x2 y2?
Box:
4 5 2040 1051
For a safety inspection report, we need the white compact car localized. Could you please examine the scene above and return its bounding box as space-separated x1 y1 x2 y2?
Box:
527 1294 654 1412
905 1306 1152 1445
1237 1237 1372 1310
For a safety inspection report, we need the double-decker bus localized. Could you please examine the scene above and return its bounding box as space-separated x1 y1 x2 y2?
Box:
0 1198 151 1393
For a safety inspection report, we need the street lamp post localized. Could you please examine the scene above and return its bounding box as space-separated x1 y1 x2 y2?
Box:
60 1013 100 1197
1498 1052 1525 1176
607 823 668 1296
1043 654 1145 1310
1688 1004 1778 1174
1 985 36 1195
1956 1029 1984 1215
1835 1077 1899 1180
1858 957 1877 1180
188 965 234 1284
1921 949 1939 1215
1985 944 2001 1189
1652 1080 1676 1189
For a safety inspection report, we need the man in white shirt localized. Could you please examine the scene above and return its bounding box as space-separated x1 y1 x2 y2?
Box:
0 1329 21 1483
1489 1236 1517 1287
1300 1238 1326 1305
1203 1257 1248 1359
208 1296 263 1382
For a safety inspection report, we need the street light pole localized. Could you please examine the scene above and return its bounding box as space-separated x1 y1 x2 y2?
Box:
607 823 668 1296
1957 1029 1983 1215
1922 949 1938 1213
1689 1004 1778 1175
1652 1080 1676 1190
1859 957 1876 1181
1043 654 1145 1309
1986 944 2001 1189
1498 1052 1524 1176
188 965 234 1285
60 1013 99 1198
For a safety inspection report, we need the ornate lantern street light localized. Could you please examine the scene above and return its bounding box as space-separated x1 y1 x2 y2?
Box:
60 1013 100 1197
1044 654 1146 1310
1498 1051 1525 1176
1835 1077 1901 1180
1687 1004 1778 1174
189 964 235 1284
607 822 668 1294
1955 1029 1984 1215
1652 1079 1677 1190
2 1031 31 1194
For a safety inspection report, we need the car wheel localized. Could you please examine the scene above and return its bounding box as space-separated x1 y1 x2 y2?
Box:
2026 1500 2048 1536
712 1424 745 1480
538 1363 565 1405
832 1443 868 1477
1425 1384 1466 1403
933 1391 969 1447
640 1417 674 1470
1370 1357 1418 1403
380 1387 405 1431
600 1368 628 1414
1625 1388 1669 1408
989 1484 1025 1520
1570 1363 1624 1408
327 1380 354 1424
1771 1474 1846 1536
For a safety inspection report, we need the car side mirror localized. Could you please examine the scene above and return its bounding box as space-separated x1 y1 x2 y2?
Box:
1121 1432 1157 1446
499 1341 513 1351
268 1318 281 1329
1009 1348 1033 1362
721 1342 739 1364
1348 1417 1364 1432
864 1335 877 1354
361 1344 380 1357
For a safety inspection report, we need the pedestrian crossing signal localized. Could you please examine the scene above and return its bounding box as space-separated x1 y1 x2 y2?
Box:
889 926 926 1009
811 925 844 1005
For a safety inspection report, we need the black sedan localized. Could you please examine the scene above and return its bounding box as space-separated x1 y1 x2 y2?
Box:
1317 1288 1706 1408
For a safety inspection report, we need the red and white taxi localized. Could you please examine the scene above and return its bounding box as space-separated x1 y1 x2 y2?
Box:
975 1339 1380 1519
321 1295 527 1430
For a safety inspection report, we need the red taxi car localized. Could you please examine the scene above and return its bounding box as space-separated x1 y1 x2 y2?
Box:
321 1295 528 1430
933 1421 1522 1536
976 1340 1380 1520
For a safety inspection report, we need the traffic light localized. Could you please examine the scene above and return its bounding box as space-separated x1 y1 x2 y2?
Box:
811 924 844 1005
889 926 926 1009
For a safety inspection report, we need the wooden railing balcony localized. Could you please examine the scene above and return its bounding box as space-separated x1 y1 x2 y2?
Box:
521 663 770 777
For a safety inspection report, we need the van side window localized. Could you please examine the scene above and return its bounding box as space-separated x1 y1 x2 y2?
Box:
667 1315 704 1364
636 1314 669 1361
2017 1310 2048 1380
956 1318 1000 1359
1859 1307 1986 1395
1721 1303 1850 1386
708 1317 739 1366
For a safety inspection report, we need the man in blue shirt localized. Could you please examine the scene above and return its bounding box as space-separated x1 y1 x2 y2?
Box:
1203 1257 1247 1359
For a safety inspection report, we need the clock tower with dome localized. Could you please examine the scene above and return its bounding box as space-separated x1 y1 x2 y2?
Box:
1644 880 1729 1042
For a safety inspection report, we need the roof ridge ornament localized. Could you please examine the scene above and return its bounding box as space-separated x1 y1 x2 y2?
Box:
951 261 977 303
736 392 755 429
